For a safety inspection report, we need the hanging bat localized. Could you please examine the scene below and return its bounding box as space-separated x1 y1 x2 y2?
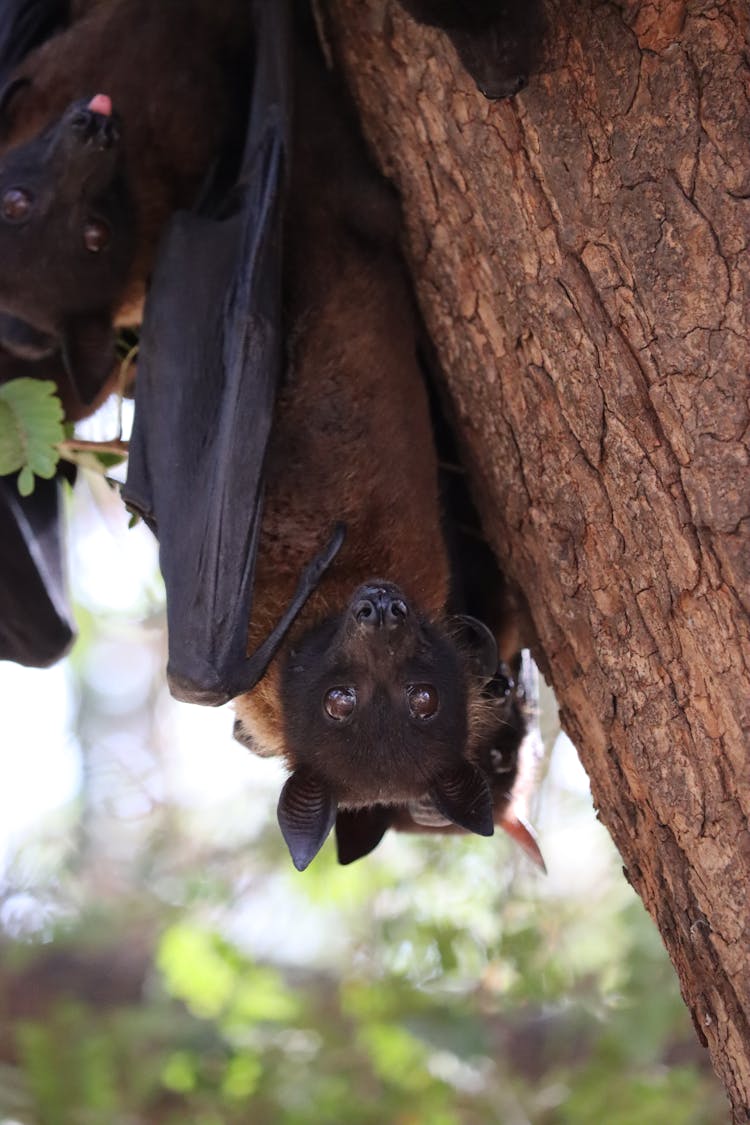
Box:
0 0 251 667
394 0 543 99
124 0 543 872
335 381 546 869
0 1 77 669
0 0 252 408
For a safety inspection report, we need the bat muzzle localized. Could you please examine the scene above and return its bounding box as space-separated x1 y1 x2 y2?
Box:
351 584 410 632
66 103 121 150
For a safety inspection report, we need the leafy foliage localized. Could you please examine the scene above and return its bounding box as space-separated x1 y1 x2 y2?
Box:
0 895 725 1125
0 378 65 495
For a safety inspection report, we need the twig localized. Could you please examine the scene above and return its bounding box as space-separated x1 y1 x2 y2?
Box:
58 438 129 456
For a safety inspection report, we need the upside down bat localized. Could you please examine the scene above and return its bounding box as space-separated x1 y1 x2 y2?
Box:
0 0 251 407
123 0 543 871
0 1 76 670
0 0 250 668
0 0 541 418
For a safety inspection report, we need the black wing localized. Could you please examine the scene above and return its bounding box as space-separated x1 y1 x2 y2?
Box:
0 473 74 667
0 1 76 670
123 0 343 706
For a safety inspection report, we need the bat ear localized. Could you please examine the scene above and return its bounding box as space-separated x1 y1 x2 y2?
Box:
430 760 494 837
277 770 338 871
453 614 498 682
61 311 115 405
335 805 393 865
0 76 31 134
0 313 56 361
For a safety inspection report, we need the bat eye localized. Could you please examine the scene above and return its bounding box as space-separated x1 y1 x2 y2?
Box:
324 686 357 722
407 683 439 720
1 187 32 223
83 219 110 253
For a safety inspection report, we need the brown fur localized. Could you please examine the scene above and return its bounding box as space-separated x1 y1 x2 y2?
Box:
234 26 450 756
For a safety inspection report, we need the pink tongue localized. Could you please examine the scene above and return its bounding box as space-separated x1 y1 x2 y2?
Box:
87 93 112 117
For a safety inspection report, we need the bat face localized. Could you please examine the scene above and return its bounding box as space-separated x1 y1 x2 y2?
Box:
0 96 133 399
281 581 471 802
274 582 502 870
334 661 547 871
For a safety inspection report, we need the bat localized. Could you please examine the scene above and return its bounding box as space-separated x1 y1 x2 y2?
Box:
0 0 252 407
124 0 543 872
395 0 544 99
0 1 77 670
334 386 545 869
0 0 251 667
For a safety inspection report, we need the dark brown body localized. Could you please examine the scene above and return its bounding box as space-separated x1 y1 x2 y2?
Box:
234 36 450 756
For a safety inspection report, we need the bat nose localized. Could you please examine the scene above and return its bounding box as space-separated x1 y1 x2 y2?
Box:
69 106 121 148
352 586 409 630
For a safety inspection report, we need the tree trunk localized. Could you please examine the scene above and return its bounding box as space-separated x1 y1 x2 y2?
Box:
323 0 750 1117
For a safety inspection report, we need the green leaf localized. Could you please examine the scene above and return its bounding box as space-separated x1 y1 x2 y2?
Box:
221 1054 262 1101
161 1050 198 1094
0 399 21 474
157 925 236 1019
0 378 65 494
93 451 127 469
18 464 35 497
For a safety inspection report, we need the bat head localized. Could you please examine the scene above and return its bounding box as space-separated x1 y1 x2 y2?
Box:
274 581 503 870
333 658 545 871
396 0 542 99
0 92 134 402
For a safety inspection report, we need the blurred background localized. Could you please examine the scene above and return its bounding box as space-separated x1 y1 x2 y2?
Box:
0 427 726 1124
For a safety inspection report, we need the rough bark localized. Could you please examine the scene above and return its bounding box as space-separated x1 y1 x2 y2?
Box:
323 0 750 1117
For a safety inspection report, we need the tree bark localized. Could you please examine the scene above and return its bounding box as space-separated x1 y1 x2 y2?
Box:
323 0 750 1117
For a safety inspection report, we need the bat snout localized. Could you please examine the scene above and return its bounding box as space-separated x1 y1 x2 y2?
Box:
350 583 410 632
67 103 121 150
